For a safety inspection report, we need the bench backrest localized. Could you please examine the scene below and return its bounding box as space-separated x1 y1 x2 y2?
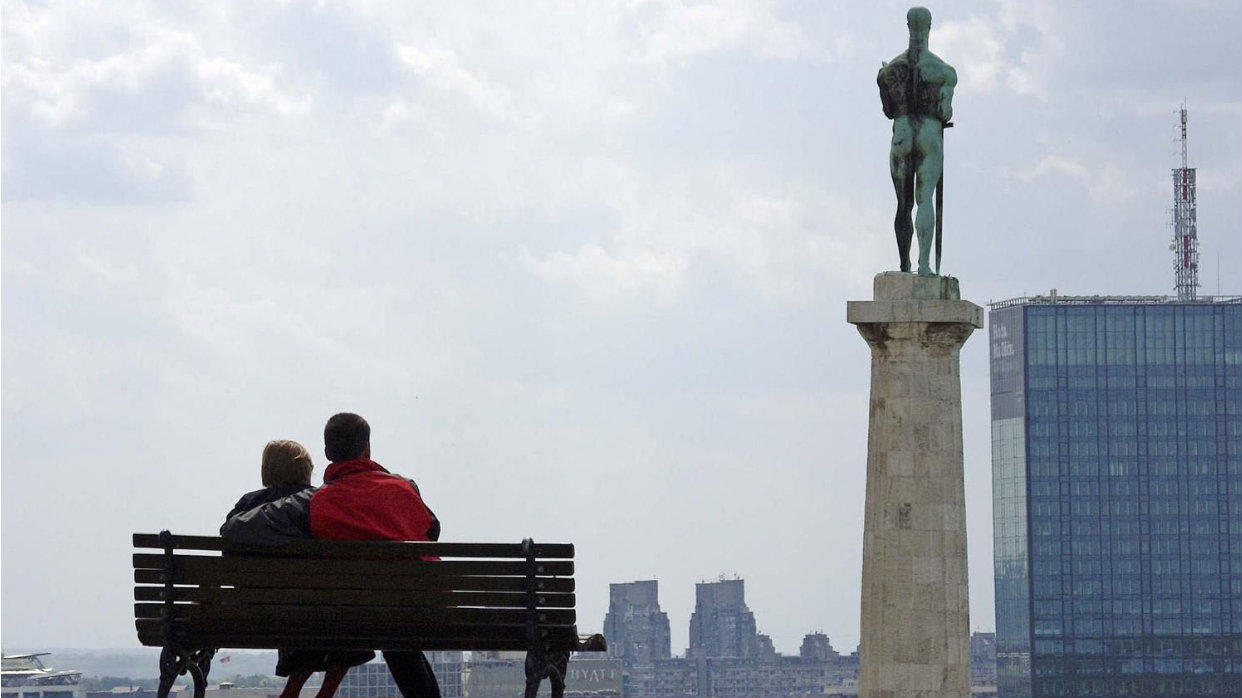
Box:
133 532 578 652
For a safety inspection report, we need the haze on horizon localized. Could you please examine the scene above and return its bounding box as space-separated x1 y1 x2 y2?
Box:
3 0 1241 657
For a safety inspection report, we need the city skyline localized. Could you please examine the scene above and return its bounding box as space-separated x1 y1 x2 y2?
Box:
4 0 1242 657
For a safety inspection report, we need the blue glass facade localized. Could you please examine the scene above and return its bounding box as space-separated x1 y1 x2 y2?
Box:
989 298 1242 698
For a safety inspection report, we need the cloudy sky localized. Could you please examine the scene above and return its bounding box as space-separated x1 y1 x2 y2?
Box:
3 0 1240 657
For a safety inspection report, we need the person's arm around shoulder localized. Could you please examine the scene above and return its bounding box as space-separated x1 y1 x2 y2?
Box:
224 493 255 523
220 488 314 546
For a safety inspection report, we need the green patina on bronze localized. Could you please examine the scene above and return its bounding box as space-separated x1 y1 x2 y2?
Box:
878 6 957 277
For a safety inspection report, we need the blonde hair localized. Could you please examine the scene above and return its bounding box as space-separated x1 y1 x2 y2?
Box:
261 440 314 487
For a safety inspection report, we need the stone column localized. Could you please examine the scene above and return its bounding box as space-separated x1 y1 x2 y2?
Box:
846 272 982 698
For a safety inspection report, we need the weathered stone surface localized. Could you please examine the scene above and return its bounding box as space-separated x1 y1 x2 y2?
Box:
848 272 980 698
845 299 981 326
873 271 960 300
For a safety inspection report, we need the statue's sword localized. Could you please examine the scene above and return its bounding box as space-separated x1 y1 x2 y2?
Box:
936 121 953 276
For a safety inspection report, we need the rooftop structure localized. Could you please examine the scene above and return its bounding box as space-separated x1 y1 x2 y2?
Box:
798 633 840 662
1171 104 1199 300
989 293 1240 310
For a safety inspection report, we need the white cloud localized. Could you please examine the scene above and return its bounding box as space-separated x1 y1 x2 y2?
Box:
636 0 823 65
1006 154 1136 205
1 3 310 202
934 0 1063 97
520 167 890 310
638 175 890 299
522 244 690 306
196 56 308 118
395 42 514 120
2 9 307 135
932 16 1005 93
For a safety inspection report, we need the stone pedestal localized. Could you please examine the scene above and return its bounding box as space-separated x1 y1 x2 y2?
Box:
846 272 982 698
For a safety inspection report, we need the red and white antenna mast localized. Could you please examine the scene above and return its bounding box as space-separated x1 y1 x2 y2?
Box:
1171 104 1198 300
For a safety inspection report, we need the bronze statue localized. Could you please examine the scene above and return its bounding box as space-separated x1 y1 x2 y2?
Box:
878 7 956 276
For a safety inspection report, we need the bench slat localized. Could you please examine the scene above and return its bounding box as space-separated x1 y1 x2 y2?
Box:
133 554 574 577
135 603 575 625
135 569 575 593
133 534 575 559
134 586 576 608
136 619 578 638
136 627 578 652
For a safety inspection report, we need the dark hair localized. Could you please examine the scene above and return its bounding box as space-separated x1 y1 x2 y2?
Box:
324 412 371 462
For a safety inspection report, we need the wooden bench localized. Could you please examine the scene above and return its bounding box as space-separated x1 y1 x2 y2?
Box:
133 532 605 698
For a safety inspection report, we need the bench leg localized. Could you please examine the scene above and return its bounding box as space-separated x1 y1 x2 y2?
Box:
156 647 213 698
195 650 215 685
523 651 544 698
193 649 215 698
156 648 179 698
186 656 208 698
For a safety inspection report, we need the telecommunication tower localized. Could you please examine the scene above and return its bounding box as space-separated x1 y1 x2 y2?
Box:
1171 104 1198 300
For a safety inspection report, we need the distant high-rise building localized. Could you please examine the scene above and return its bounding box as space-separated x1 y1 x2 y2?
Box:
989 295 1242 697
603 580 672 664
686 579 759 659
798 633 839 662
970 631 997 688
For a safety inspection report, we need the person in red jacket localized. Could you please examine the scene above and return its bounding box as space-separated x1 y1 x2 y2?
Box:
221 413 442 698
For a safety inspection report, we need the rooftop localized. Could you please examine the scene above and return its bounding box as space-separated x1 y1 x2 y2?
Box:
988 292 1241 310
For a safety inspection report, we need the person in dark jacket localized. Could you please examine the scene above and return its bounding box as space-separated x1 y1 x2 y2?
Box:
224 440 374 698
221 415 442 698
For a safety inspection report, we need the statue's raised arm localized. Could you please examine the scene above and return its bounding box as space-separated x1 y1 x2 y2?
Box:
877 7 956 276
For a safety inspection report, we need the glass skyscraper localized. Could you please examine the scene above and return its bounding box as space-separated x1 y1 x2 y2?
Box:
989 295 1241 698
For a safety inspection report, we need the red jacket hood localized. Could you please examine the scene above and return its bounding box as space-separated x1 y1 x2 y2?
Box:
323 457 388 483
311 457 440 545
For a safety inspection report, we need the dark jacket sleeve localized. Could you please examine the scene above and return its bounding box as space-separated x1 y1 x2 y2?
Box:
224 484 313 524
225 494 253 523
220 489 314 546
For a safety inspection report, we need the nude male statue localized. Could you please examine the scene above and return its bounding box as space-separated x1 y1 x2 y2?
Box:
877 6 956 276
